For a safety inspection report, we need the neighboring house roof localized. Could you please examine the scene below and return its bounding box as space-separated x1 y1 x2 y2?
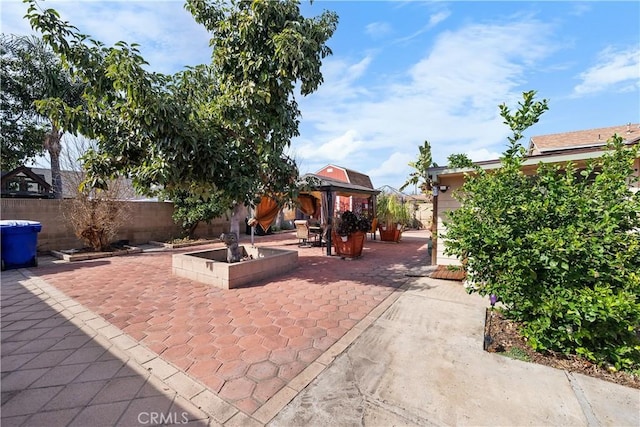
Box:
430 123 640 183
1 166 53 198
30 167 85 199
315 164 374 189
29 167 145 200
406 193 432 203
528 123 640 155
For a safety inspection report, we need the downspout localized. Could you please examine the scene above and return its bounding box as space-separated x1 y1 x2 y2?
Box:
431 186 439 265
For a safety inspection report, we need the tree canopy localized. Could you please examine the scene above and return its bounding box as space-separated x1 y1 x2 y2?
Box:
0 33 83 192
24 0 338 210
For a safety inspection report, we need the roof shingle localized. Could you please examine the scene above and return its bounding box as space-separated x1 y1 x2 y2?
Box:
529 123 640 155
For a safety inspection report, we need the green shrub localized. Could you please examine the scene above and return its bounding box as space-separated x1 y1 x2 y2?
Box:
170 190 229 239
443 92 640 370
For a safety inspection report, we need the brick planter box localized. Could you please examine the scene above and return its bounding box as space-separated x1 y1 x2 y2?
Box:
172 246 298 289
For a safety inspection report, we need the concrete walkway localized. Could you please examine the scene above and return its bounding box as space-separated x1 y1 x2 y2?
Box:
271 276 640 426
2 230 639 426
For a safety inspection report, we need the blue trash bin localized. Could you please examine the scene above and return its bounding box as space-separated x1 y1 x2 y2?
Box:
0 220 42 271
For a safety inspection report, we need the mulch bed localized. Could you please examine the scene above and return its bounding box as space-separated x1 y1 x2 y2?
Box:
485 309 640 389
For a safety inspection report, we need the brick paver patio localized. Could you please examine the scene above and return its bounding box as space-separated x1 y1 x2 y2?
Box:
5 230 431 422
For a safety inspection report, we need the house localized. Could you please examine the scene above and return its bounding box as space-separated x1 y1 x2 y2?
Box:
1 166 53 199
314 164 375 215
427 123 640 266
31 167 147 200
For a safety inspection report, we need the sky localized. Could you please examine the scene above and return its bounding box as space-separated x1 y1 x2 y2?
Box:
2 0 639 192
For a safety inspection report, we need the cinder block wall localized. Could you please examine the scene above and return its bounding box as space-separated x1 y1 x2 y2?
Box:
412 202 432 228
1 199 231 252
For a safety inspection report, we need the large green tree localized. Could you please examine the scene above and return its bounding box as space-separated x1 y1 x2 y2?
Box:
25 0 338 234
444 91 640 370
0 34 83 197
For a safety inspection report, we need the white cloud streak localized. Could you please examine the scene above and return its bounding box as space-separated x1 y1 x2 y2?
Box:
294 17 556 188
428 11 451 28
365 22 392 39
1 1 212 74
573 46 640 96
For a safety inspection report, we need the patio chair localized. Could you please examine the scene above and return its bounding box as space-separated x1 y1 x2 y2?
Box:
294 220 317 247
368 217 378 240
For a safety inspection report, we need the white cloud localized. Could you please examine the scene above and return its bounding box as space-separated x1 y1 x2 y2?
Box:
393 8 451 44
365 22 392 39
366 152 413 189
300 55 374 106
569 3 592 16
465 148 502 162
1 1 212 74
295 17 555 188
428 11 451 28
294 129 366 162
573 46 640 96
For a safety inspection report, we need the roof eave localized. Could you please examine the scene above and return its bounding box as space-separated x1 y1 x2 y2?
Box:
428 146 636 182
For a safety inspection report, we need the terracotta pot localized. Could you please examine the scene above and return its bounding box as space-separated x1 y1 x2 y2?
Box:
378 224 402 242
332 231 366 258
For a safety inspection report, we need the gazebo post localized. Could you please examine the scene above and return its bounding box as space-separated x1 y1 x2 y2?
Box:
325 189 333 256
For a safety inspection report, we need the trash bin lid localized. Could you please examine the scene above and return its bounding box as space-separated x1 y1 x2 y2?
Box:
0 220 42 231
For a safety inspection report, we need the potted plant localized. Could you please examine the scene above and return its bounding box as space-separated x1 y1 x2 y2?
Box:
376 193 410 242
332 210 371 258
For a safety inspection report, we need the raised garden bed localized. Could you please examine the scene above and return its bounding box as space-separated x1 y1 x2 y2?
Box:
51 245 142 262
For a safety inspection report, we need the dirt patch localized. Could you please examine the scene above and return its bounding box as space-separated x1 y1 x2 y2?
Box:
485 309 640 390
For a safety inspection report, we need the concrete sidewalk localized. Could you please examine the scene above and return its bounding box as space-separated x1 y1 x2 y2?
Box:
271 276 640 426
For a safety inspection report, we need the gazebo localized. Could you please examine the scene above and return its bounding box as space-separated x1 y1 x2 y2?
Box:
296 173 380 256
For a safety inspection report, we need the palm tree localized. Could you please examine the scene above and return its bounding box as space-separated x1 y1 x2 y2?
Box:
0 34 84 198
400 140 437 194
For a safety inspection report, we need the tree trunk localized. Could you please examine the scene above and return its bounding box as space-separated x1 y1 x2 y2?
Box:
230 203 242 238
187 222 198 240
44 124 63 199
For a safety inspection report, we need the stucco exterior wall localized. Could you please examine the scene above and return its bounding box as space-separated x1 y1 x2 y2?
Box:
1 199 230 252
434 175 464 266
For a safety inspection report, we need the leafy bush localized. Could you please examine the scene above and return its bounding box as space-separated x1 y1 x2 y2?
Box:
170 190 229 239
335 210 371 236
377 193 411 228
443 91 640 370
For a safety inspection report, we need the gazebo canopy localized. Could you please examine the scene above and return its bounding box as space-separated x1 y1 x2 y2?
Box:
297 173 379 256
298 173 380 198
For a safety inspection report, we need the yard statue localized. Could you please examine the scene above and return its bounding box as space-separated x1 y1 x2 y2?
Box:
220 232 242 263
